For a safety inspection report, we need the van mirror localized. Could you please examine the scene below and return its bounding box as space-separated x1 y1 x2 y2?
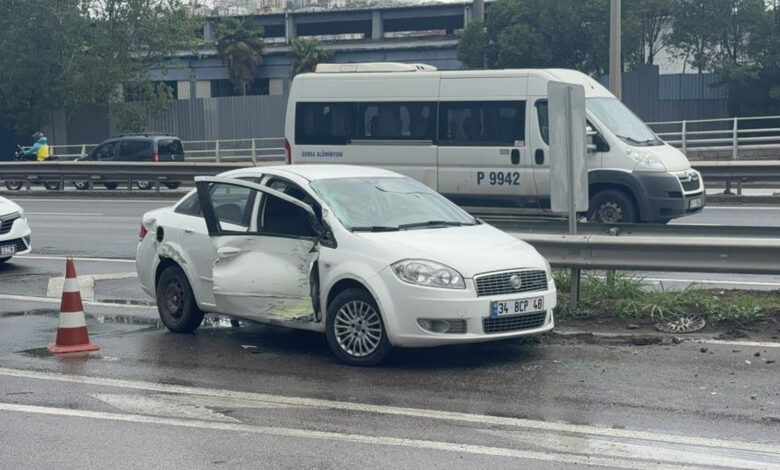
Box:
586 126 609 153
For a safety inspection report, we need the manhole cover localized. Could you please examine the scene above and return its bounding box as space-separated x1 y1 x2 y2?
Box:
654 315 706 334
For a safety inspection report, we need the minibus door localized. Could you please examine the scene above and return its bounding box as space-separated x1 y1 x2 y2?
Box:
530 98 551 208
436 100 536 207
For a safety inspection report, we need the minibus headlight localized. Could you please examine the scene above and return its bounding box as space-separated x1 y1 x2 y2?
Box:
627 148 666 172
392 259 466 289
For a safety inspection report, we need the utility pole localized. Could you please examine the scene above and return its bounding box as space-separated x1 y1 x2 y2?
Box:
473 0 484 23
609 0 622 100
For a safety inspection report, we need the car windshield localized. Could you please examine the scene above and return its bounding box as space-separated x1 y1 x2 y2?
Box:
310 176 476 231
587 97 662 146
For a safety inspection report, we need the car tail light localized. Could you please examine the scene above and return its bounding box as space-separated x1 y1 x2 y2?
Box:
284 139 291 165
152 151 159 162
139 224 148 240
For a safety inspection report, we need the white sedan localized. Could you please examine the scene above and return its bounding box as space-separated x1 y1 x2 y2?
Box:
0 196 31 263
136 165 555 365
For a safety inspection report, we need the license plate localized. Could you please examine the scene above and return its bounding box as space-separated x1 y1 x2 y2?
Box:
0 244 15 256
491 296 544 317
689 197 703 209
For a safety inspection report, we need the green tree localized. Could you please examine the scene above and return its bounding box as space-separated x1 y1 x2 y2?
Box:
290 38 333 76
623 0 674 68
215 17 265 95
457 21 487 69
0 0 202 135
482 0 610 75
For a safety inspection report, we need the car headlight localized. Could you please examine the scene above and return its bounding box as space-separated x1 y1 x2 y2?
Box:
626 148 665 172
392 259 466 289
17 208 25 220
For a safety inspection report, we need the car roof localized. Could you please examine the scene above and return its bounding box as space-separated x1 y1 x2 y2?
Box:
221 164 402 182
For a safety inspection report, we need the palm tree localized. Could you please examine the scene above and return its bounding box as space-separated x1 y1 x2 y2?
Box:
215 17 265 95
290 38 333 76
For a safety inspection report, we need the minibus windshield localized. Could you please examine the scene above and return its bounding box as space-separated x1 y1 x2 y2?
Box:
311 177 476 232
587 98 662 146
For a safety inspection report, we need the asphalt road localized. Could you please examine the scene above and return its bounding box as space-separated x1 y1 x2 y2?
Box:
1 197 779 469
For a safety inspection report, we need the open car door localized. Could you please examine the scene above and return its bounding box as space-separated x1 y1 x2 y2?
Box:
195 176 321 322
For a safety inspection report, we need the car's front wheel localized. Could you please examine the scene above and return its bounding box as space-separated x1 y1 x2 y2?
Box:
73 180 89 190
43 182 60 190
326 288 391 366
4 181 23 191
156 265 204 333
137 181 154 190
164 182 181 190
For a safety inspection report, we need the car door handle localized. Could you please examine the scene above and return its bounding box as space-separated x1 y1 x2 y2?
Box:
511 149 520 165
182 229 194 235
216 246 241 258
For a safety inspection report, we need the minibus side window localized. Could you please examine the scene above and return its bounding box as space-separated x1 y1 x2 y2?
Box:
357 102 436 141
535 100 549 145
296 103 357 145
438 101 525 147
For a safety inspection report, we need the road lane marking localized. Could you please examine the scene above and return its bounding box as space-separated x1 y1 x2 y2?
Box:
0 402 727 470
45 272 137 301
0 367 777 456
16 255 135 263
14 198 175 204
26 212 103 216
0 293 155 310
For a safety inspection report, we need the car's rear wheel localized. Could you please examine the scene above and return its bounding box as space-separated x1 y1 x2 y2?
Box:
156 265 204 333
326 288 391 366
164 182 181 190
136 181 153 190
43 182 60 190
4 181 23 191
587 189 638 223
73 180 89 190
104 182 118 190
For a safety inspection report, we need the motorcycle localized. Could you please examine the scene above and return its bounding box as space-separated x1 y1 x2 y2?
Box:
4 145 60 191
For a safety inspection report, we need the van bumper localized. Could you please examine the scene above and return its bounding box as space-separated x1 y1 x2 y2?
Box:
634 171 705 222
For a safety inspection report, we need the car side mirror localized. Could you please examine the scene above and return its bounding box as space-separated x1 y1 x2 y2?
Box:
309 214 337 249
586 126 609 153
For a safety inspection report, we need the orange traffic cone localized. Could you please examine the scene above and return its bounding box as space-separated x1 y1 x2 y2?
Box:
47 257 99 354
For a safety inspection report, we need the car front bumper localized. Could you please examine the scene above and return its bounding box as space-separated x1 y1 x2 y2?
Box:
0 215 31 256
371 268 556 348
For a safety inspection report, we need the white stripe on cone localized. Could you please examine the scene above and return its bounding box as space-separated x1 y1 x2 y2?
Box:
62 278 79 293
58 312 87 329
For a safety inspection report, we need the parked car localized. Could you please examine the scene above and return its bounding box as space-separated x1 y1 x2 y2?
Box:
0 196 31 263
77 133 185 190
136 164 556 365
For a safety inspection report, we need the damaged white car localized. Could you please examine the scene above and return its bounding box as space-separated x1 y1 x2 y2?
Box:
136 165 556 365
0 196 32 263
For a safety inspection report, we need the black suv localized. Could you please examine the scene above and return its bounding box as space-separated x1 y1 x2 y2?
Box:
77 134 185 190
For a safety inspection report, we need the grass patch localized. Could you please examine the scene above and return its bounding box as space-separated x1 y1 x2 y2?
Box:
553 270 780 325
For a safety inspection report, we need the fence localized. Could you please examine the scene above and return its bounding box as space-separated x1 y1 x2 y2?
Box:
48 138 286 163
647 115 780 160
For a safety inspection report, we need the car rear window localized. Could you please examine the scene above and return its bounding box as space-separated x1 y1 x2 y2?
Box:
158 139 183 155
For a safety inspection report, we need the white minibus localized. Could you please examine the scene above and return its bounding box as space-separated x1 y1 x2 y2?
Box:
284 63 704 223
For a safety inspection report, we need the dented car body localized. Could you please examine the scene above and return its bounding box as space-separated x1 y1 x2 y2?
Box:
136 165 556 365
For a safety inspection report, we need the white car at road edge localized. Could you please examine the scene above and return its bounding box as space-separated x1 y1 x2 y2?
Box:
135 165 556 365
0 196 31 263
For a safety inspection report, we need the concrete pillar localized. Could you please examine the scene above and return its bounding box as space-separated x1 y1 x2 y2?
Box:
463 5 472 28
472 0 484 23
195 80 211 99
269 78 284 96
285 13 296 43
203 21 214 41
371 10 383 40
177 81 192 100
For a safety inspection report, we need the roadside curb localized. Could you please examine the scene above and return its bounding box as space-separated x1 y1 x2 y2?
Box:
550 326 780 347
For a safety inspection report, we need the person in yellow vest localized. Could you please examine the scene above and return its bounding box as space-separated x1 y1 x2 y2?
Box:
23 132 50 161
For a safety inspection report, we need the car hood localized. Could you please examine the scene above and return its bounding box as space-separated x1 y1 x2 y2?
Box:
0 196 22 217
652 143 691 172
354 223 547 278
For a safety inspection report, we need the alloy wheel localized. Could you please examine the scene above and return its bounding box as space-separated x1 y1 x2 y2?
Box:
334 300 383 358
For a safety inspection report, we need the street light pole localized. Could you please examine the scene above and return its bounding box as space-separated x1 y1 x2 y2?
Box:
609 0 622 100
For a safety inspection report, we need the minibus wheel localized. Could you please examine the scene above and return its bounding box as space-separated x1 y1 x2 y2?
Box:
588 189 637 223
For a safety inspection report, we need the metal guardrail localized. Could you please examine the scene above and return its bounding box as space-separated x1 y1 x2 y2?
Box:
647 115 780 159
47 138 286 163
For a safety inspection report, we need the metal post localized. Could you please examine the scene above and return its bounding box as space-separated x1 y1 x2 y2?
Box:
473 0 484 22
681 120 687 155
215 140 221 163
608 0 622 100
732 117 738 160
251 139 257 164
81 144 87 158
564 85 581 311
